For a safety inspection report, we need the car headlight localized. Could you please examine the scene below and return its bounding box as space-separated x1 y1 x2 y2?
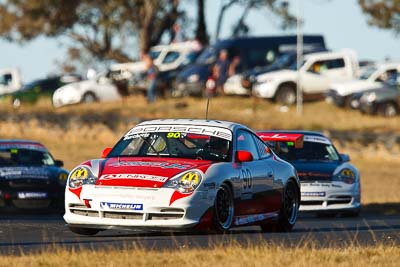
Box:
362 92 376 103
332 168 356 184
257 76 275 84
163 170 203 194
58 172 68 186
68 166 98 188
188 74 199 83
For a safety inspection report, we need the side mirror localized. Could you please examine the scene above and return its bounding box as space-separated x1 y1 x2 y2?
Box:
340 153 350 162
235 150 253 163
102 147 112 158
54 160 64 167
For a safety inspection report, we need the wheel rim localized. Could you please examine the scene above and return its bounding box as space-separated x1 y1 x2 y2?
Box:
284 182 299 225
215 186 234 230
385 104 397 117
84 94 95 103
279 88 296 105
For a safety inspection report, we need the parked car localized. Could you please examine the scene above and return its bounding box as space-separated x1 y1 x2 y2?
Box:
0 139 68 211
52 73 121 108
358 84 400 117
253 49 359 105
11 74 82 108
110 41 203 95
64 119 300 235
224 48 328 96
257 131 360 216
0 68 22 96
174 35 326 97
326 62 400 107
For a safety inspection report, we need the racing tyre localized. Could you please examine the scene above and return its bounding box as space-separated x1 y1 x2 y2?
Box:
68 226 100 236
261 180 299 232
275 85 296 105
213 183 234 233
82 92 97 103
378 102 398 117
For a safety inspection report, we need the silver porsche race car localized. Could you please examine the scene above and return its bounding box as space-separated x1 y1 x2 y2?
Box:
64 119 300 235
257 131 361 216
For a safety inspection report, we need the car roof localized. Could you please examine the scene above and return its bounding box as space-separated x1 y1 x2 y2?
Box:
0 139 47 151
257 130 332 144
257 130 326 137
137 119 249 132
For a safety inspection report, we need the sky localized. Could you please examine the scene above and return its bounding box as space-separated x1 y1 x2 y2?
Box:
1 0 399 82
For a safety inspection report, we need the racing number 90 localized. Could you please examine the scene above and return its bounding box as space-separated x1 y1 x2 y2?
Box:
167 132 181 138
241 169 253 190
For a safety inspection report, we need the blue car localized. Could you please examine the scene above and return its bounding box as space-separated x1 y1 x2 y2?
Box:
0 140 68 211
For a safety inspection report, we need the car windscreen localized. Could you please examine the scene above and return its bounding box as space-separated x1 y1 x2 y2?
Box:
273 141 340 162
196 46 218 64
0 148 55 166
109 131 232 162
269 53 296 71
359 66 377 80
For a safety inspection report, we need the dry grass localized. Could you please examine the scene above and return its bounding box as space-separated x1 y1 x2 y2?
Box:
0 243 399 267
1 95 400 133
1 96 399 204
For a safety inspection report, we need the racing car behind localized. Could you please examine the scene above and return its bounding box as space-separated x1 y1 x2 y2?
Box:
0 140 68 211
257 131 360 216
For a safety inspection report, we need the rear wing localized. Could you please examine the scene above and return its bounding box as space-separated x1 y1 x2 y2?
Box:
256 132 304 149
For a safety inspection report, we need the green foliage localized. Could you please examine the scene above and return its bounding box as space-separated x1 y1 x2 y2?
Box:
358 0 400 34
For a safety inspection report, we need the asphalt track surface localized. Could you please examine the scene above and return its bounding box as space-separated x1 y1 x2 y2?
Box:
1 211 399 254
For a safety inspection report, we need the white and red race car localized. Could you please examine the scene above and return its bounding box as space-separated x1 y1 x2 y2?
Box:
64 119 300 235
257 131 361 216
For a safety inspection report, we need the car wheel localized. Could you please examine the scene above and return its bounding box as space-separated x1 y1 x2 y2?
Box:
275 85 296 105
213 183 234 233
82 92 97 103
12 98 21 109
378 102 398 117
68 226 100 236
261 179 299 232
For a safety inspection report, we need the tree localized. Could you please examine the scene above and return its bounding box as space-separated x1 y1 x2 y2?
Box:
0 0 183 67
358 0 400 34
195 0 209 45
215 0 296 40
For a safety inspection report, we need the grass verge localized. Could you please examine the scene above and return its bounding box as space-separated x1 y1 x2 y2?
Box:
1 243 399 267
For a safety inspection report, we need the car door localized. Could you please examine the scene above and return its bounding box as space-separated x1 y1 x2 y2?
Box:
234 130 274 217
301 59 333 94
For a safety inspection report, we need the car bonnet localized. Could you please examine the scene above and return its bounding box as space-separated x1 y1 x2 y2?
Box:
96 157 213 188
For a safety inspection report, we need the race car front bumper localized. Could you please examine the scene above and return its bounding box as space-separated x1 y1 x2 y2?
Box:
64 185 215 230
299 181 360 213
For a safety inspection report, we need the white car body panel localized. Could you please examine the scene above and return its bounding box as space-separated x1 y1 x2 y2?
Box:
52 77 120 108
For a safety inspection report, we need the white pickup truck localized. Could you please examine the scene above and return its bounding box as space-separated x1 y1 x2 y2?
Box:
0 68 22 96
252 50 359 105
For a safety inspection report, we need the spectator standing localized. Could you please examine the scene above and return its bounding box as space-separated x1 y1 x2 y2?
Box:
143 54 159 103
214 50 231 96
172 23 185 43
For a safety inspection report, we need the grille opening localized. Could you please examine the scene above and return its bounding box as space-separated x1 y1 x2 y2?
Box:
103 211 143 220
301 201 323 206
12 199 51 209
71 209 98 217
159 208 185 213
148 213 184 220
327 199 352 205
69 203 87 208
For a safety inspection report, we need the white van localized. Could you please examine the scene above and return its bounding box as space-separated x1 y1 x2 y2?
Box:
0 68 22 96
